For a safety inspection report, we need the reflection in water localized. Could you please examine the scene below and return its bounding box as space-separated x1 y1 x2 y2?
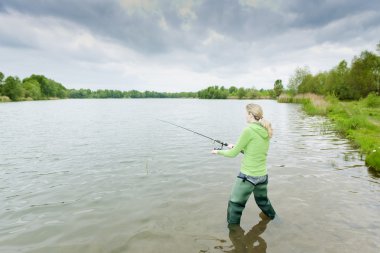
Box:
226 215 270 253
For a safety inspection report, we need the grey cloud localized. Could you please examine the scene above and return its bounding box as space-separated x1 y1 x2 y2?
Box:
0 0 171 54
313 11 380 45
0 35 36 49
193 0 289 40
1 0 380 90
2 0 379 55
0 0 294 55
284 0 380 28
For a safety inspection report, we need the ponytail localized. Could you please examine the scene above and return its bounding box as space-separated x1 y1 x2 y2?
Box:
259 118 273 138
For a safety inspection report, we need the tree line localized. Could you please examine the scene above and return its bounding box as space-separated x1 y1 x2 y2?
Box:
286 42 380 99
197 85 275 99
0 74 67 101
0 73 197 101
0 72 277 102
68 88 196 99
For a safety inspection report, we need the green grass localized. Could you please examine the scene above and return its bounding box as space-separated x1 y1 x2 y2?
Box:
302 100 327 116
328 97 380 171
279 93 380 172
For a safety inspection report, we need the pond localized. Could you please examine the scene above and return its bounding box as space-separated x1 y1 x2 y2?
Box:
0 99 379 253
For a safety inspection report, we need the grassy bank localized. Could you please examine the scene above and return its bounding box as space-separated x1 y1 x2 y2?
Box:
278 93 380 172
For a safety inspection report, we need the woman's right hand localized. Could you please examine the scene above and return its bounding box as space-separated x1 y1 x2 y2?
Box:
227 144 234 149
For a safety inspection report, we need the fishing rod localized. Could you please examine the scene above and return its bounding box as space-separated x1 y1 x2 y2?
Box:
157 119 228 150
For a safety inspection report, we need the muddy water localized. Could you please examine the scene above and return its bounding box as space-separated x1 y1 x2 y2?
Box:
0 99 379 253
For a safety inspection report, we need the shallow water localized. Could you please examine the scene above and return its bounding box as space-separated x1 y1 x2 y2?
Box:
0 99 379 253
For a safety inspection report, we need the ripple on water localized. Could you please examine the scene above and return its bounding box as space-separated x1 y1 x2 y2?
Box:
0 99 379 253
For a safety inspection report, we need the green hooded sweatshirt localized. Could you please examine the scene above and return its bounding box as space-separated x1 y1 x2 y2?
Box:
217 122 269 177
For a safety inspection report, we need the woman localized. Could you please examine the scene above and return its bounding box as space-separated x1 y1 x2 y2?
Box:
212 103 276 224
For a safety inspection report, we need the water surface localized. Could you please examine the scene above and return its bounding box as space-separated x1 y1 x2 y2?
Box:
0 99 379 253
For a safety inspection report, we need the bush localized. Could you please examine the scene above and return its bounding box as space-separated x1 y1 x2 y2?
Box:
0 96 11 102
277 94 293 103
326 94 339 104
366 151 380 171
363 93 380 108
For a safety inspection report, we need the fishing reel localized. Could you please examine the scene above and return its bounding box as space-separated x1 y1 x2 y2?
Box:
213 140 228 150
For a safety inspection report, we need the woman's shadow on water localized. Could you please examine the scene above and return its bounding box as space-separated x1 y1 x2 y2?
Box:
223 215 270 253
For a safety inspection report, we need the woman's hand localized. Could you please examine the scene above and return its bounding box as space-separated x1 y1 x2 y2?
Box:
227 144 235 149
211 150 218 154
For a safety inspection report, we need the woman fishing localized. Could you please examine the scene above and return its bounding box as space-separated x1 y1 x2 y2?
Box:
212 103 276 224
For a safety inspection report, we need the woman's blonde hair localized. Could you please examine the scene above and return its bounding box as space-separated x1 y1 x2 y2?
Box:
246 103 273 138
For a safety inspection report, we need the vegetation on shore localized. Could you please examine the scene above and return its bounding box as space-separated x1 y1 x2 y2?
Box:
279 42 380 172
280 93 380 172
197 85 276 99
0 73 198 101
285 43 380 99
0 72 278 102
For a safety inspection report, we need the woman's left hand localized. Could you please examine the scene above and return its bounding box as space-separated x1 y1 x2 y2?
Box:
211 150 218 154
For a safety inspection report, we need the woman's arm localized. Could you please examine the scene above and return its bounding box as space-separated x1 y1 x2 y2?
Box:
216 127 252 158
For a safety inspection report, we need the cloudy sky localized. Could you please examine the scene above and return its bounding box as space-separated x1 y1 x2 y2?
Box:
0 0 379 92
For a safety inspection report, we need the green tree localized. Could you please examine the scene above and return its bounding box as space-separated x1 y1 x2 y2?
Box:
246 87 259 98
128 90 143 98
298 73 319 94
3 76 25 101
267 89 275 98
325 60 350 99
24 75 67 98
273 79 284 97
288 66 311 95
229 86 238 95
372 46 380 94
313 72 328 94
68 88 92 98
24 75 49 97
0 71 4 96
23 79 42 99
349 51 380 99
197 86 228 99
237 87 246 99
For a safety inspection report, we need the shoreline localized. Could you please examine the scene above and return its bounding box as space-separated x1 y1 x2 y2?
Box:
0 96 275 103
278 93 380 172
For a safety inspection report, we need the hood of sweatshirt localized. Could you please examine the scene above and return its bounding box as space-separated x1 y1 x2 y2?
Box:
249 122 269 139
